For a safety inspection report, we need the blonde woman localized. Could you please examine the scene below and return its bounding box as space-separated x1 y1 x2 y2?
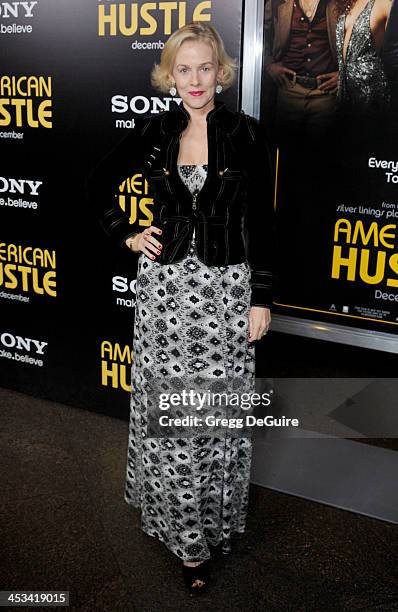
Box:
86 22 275 594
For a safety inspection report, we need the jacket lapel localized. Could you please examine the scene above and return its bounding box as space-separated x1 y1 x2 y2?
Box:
277 0 294 57
159 100 235 212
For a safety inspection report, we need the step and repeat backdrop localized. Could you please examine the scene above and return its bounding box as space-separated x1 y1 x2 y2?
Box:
261 0 398 333
3 0 397 418
1 0 244 417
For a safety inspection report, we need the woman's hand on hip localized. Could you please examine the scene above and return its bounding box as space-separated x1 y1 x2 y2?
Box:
125 226 163 259
248 306 271 342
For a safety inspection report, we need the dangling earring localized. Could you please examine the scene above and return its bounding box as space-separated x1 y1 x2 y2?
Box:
215 82 223 94
169 82 177 97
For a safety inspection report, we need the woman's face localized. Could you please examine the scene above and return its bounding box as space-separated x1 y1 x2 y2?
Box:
169 39 223 112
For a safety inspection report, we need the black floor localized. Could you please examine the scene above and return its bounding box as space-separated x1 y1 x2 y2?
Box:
1 386 397 612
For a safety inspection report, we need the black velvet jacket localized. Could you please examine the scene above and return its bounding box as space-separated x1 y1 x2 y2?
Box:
85 99 276 308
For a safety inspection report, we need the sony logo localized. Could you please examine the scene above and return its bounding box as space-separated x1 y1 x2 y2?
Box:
112 275 137 294
0 177 43 196
111 95 182 115
0 332 48 354
0 2 38 18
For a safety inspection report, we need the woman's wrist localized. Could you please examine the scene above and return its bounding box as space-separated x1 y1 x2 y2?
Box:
125 232 140 252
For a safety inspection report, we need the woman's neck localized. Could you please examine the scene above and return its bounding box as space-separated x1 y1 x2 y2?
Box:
181 99 215 126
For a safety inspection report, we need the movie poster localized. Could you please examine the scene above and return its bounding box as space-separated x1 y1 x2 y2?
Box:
261 0 398 330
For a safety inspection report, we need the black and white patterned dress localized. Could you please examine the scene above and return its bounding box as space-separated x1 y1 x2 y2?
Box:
124 164 255 561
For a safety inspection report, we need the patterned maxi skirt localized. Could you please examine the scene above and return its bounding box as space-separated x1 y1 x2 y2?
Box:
124 166 256 561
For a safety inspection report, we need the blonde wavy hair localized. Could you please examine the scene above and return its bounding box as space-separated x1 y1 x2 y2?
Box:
151 22 238 93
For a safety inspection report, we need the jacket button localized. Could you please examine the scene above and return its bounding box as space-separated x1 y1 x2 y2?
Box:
218 170 224 176
164 168 170 176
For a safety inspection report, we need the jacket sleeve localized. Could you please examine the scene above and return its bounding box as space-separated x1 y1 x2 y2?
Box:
263 0 275 68
243 113 276 309
83 115 152 251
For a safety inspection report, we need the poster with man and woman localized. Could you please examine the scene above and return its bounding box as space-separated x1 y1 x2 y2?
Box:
262 0 398 330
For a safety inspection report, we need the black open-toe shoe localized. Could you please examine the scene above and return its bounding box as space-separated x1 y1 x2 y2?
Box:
182 559 211 595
